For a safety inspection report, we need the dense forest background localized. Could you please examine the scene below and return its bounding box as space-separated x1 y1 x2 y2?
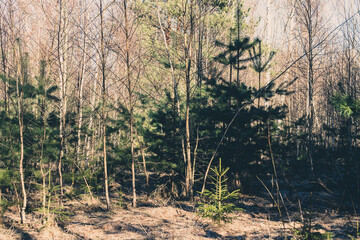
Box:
1 0 360 235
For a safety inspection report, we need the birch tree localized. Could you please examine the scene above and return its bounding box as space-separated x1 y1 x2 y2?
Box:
100 0 111 210
16 40 27 224
293 0 325 174
57 0 69 200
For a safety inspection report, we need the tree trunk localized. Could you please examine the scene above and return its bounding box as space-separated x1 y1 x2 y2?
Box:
40 101 47 212
58 0 68 201
16 42 26 224
184 0 194 200
141 148 149 194
0 18 7 112
100 0 111 210
307 0 314 175
77 17 86 169
124 0 137 208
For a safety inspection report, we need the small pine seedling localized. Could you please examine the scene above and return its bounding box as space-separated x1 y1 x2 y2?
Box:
197 158 241 224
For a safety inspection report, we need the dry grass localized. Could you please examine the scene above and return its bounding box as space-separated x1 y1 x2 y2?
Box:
79 194 102 207
0 194 357 239
0 224 18 240
36 224 75 240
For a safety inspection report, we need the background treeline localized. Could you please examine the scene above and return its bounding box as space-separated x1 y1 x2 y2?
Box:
0 0 360 224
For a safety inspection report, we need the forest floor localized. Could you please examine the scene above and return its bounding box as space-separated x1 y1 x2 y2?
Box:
0 192 359 240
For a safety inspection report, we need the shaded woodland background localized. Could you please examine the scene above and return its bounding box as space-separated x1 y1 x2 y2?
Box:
1 0 360 231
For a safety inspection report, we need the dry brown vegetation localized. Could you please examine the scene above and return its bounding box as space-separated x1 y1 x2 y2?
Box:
0 192 358 240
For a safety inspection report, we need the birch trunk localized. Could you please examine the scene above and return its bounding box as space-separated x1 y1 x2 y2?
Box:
100 0 111 210
16 42 26 224
58 0 69 200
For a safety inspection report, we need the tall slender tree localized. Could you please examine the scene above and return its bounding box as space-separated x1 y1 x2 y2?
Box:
123 0 137 208
100 0 111 210
293 0 325 174
16 40 27 224
57 0 69 200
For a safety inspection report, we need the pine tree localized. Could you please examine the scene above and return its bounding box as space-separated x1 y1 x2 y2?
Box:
197 158 240 224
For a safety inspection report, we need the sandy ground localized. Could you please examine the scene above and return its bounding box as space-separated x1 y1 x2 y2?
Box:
0 195 358 239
